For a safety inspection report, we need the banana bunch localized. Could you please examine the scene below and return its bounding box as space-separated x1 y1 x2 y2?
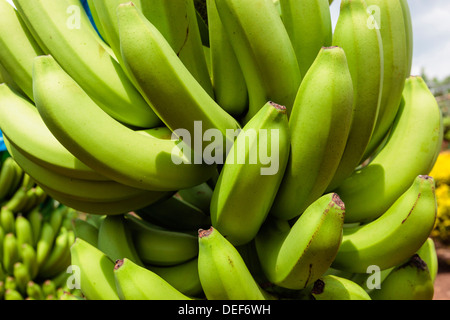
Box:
0 0 444 300
0 155 82 300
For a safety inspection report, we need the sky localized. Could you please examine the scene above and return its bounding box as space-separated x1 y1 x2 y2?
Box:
330 0 450 81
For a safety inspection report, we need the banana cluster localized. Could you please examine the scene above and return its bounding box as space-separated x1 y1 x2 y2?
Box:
0 0 444 300
0 156 82 300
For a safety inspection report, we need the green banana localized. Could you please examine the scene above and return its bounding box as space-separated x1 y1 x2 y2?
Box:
215 0 301 120
19 243 39 280
136 196 211 232
270 46 354 221
41 279 56 298
13 262 31 294
12 0 161 128
97 215 144 266
256 193 345 290
332 175 437 273
26 281 45 300
0 225 4 263
400 0 413 77
206 0 248 117
147 258 203 297
311 275 371 300
370 254 434 300
0 156 17 201
114 258 191 300
26 207 42 247
117 2 240 159
4 288 23 300
0 207 15 234
0 61 23 95
35 222 55 268
0 0 44 100
198 227 266 300
4 186 28 213
3 233 19 275
336 76 443 223
73 218 99 248
326 0 384 192
279 0 332 77
416 238 438 284
33 55 216 192
70 238 119 300
211 101 290 246
15 214 33 247
176 182 213 214
86 0 108 43
126 214 199 266
0 83 108 181
38 227 70 278
362 0 409 160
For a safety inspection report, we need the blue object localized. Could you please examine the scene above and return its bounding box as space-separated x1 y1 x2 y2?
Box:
80 0 103 39
0 130 5 152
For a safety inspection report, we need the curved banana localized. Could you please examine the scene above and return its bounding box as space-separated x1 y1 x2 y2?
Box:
311 275 371 300
26 281 45 300
136 196 211 232
0 156 17 201
215 0 301 120
73 219 98 248
15 215 33 248
361 0 409 160
176 182 213 214
400 0 413 77
198 227 266 300
270 47 354 221
0 207 15 234
12 0 161 128
26 207 42 247
3 233 19 275
332 175 437 274
38 228 70 279
114 258 191 300
279 0 332 77
416 238 438 284
35 222 55 268
146 258 203 298
335 76 443 223
256 193 345 290
19 243 38 280
211 101 290 246
370 254 434 300
97 215 144 266
125 213 199 266
33 55 216 192
70 238 119 300
0 0 44 100
117 2 240 160
206 0 248 117
85 0 108 44
0 84 108 181
326 0 384 191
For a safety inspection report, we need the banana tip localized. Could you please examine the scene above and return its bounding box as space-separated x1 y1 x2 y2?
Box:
198 227 214 238
114 259 124 270
332 193 345 211
311 279 325 295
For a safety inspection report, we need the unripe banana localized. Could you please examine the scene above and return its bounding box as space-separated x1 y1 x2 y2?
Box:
211 101 290 246
35 222 55 268
270 47 353 220
73 218 99 248
117 2 240 160
13 262 31 294
198 227 266 300
12 0 161 128
177 182 213 215
400 0 413 77
33 55 215 192
26 207 42 247
416 238 438 284
97 215 144 267
311 275 371 300
362 0 409 159
70 238 119 300
19 243 39 280
39 227 70 279
0 207 15 234
0 0 44 100
15 214 33 248
114 258 191 300
336 76 443 223
332 175 437 273
206 0 248 117
26 281 45 300
3 232 20 275
370 254 434 300
0 83 107 181
256 193 345 290
126 214 198 267
0 157 17 201
147 258 203 298
215 0 301 120
4 288 23 300
279 0 332 77
326 0 384 191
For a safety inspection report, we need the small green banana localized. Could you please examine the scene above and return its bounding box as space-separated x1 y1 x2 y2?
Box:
332 175 437 273
270 46 354 221
4 288 23 300
19 243 39 280
26 207 42 247
35 222 55 268
73 218 99 248
38 227 70 279
97 215 144 266
26 281 45 300
416 238 438 284
198 227 266 300
15 214 33 248
114 258 192 300
400 0 413 77
70 238 119 300
0 157 18 201
256 193 345 290
13 262 31 294
0 207 15 234
311 275 371 300
370 254 434 300
177 182 213 214
211 101 290 246
3 232 19 275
